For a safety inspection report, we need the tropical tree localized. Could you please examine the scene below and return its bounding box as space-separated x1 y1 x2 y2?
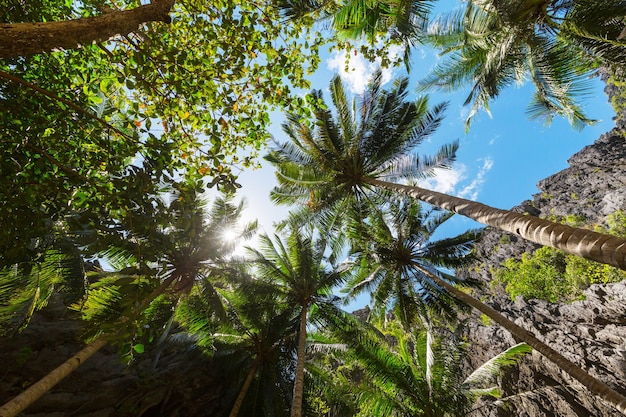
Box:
344 196 481 328
0 0 327 267
176 277 298 417
0 186 255 417
246 229 346 417
0 0 175 58
0 246 86 338
421 0 626 130
279 0 432 67
341 193 626 413
265 71 626 271
322 315 533 416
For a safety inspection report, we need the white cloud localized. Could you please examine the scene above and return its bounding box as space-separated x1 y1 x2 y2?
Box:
419 165 466 194
458 158 494 200
326 44 404 94
418 158 494 201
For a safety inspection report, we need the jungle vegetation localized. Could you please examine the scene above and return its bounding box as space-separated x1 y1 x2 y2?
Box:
2 0 626 416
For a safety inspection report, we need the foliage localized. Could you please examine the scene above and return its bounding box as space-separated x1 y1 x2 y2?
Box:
494 211 626 302
70 188 255 363
266 70 457 230
0 249 85 337
0 0 325 267
313 314 531 417
344 196 482 327
421 0 598 130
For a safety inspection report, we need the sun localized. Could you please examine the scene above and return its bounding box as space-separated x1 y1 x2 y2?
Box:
221 228 239 243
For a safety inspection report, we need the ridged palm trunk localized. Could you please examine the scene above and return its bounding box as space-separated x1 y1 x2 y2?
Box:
363 177 626 270
414 265 626 414
290 306 308 417
0 274 179 417
0 336 107 417
0 0 175 58
228 356 262 417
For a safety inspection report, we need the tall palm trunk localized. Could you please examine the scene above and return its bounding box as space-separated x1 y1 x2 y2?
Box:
0 273 179 417
363 177 626 270
0 0 175 58
414 265 626 414
229 355 262 417
290 305 308 417
0 336 107 417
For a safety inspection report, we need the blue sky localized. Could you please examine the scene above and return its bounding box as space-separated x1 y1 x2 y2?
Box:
234 43 616 241
225 28 616 311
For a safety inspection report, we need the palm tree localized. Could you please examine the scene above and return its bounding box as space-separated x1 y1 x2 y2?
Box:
322 314 532 416
246 229 346 417
0 186 255 417
173 274 297 417
0 243 86 338
344 196 481 328
421 0 626 130
265 71 626 271
346 196 626 414
278 0 432 55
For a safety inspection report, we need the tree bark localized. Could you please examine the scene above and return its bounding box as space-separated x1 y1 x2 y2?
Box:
0 0 176 58
0 336 108 417
416 265 626 415
362 177 626 270
228 356 262 417
290 306 308 417
0 273 179 417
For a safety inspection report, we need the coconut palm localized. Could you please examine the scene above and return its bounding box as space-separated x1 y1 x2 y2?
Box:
246 229 346 417
265 71 626 271
0 185 256 417
0 242 87 338
421 0 626 130
344 196 482 328
322 314 532 416
346 196 626 414
278 0 431 44
172 274 298 417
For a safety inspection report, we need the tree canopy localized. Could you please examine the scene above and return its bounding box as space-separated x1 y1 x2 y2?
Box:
3 0 626 416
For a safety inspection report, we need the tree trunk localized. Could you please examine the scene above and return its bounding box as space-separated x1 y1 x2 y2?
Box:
363 177 626 270
290 306 308 417
229 355 262 417
0 336 108 417
416 265 626 415
0 0 176 58
0 273 179 417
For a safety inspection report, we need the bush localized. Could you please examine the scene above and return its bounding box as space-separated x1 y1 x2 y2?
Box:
494 247 577 302
493 210 626 303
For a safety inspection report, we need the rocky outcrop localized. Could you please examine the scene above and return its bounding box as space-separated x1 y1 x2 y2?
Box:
460 86 626 415
0 295 231 417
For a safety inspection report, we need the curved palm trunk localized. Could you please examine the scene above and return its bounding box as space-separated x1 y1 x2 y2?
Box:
229 355 262 417
363 177 626 270
0 336 107 417
291 305 308 417
415 266 626 414
0 273 179 417
0 0 175 58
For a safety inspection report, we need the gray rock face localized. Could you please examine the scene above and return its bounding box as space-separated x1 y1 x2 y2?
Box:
460 85 626 415
465 283 626 417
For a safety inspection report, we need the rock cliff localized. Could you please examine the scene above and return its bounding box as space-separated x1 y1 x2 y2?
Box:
459 80 626 416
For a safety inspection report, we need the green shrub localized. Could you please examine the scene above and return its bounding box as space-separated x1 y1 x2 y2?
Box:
492 210 626 303
494 247 577 302
606 210 626 237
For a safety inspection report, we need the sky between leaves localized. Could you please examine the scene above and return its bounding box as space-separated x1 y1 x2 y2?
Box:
209 1 616 310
